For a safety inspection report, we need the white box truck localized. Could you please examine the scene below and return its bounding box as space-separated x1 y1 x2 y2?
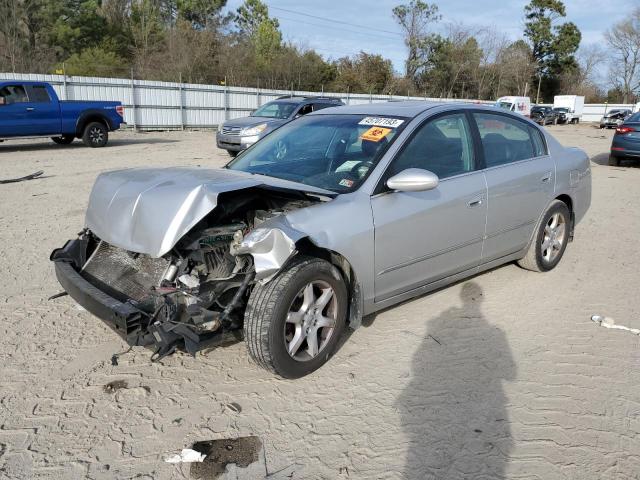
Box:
495 96 531 117
553 95 584 124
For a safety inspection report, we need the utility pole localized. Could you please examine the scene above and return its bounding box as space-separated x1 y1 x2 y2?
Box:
536 75 542 104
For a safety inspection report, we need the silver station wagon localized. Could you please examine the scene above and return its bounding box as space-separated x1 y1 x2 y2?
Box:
51 102 591 378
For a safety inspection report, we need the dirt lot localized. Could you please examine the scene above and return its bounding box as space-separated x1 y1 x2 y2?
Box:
0 124 639 480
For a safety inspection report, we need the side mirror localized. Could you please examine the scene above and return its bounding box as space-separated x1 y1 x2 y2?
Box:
0 97 5 106
387 168 439 192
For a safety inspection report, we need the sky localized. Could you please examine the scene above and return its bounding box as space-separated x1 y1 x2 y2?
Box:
223 0 638 77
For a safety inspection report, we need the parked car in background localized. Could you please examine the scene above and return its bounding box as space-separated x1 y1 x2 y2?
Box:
553 95 584 124
600 109 632 129
531 106 558 125
609 112 640 166
495 96 531 117
51 101 591 378
216 96 344 156
0 81 124 147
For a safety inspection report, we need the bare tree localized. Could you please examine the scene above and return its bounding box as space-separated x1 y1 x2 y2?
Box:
605 9 640 103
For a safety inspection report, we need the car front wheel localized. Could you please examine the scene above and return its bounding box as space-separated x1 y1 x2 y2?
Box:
244 256 348 378
518 200 570 272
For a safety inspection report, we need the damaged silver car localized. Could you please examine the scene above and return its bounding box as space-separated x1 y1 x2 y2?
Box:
51 102 591 378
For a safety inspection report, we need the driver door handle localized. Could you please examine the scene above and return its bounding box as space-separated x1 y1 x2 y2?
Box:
26 107 35 111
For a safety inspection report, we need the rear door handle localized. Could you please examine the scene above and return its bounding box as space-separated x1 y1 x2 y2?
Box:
467 195 484 208
26 107 35 111
541 172 552 183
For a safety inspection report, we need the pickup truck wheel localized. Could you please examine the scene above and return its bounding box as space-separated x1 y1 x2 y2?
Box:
82 122 108 148
244 256 348 378
51 135 74 145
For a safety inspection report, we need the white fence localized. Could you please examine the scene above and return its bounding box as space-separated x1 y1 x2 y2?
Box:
1 72 636 129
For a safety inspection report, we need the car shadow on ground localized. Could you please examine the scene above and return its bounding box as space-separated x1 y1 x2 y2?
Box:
392 281 516 479
0 137 179 153
591 152 640 168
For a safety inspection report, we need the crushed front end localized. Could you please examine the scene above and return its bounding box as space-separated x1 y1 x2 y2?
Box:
50 190 318 360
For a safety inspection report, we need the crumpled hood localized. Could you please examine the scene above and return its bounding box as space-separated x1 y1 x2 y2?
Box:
85 167 332 257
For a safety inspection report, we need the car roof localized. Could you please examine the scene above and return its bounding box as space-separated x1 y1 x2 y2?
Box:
309 100 453 118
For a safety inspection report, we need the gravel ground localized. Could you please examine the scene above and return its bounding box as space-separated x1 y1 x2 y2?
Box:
0 124 639 480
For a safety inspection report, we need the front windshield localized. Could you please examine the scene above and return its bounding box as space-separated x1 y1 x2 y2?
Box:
227 114 407 193
496 101 513 111
251 101 297 119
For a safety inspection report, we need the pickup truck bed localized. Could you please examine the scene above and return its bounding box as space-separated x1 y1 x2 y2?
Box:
0 81 124 147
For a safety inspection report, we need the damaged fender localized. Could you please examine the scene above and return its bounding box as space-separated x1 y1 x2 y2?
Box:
232 216 365 329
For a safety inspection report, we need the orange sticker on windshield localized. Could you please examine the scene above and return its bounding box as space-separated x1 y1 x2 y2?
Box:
361 126 392 142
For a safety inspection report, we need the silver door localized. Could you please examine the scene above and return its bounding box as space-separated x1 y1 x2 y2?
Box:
472 112 555 262
371 112 488 302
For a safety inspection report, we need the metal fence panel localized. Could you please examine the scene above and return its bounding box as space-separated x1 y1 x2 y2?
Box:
1 72 637 129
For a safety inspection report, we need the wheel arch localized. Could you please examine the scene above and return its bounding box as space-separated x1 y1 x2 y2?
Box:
554 193 575 239
76 111 111 137
294 238 364 330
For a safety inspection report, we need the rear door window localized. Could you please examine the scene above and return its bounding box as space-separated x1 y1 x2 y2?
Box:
473 113 535 167
28 85 51 103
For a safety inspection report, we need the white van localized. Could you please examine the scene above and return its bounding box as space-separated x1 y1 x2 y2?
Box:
553 95 584 124
495 96 531 117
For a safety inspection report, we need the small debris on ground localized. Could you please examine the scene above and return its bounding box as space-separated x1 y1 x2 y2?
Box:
0 170 44 184
591 315 640 335
164 448 207 464
103 380 128 393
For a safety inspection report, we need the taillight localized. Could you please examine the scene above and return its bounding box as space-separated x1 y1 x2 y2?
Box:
116 105 124 117
616 126 635 134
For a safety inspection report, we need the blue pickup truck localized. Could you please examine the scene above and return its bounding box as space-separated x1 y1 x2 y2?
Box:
0 81 124 147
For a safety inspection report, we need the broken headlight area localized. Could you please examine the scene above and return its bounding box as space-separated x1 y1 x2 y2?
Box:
51 190 319 360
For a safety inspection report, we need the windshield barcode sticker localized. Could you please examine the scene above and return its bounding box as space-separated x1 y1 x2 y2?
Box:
358 117 404 128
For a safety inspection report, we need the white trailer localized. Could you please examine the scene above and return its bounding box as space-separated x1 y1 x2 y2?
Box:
553 95 585 124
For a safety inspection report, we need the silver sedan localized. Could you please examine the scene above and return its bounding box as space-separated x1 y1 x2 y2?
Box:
51 102 591 378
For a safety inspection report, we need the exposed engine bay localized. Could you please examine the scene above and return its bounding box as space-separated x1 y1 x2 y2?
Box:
52 188 320 359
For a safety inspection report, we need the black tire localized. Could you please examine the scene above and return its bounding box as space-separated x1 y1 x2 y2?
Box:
244 255 348 378
609 155 621 166
82 121 108 148
228 150 238 157
517 200 571 273
51 135 74 145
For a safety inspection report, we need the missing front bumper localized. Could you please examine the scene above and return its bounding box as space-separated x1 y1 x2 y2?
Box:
51 238 243 359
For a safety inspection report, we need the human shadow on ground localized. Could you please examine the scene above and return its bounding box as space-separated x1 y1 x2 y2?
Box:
395 282 516 479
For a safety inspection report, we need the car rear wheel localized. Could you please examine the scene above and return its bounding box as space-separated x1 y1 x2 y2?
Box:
518 200 570 272
52 135 74 145
244 256 348 378
82 121 108 148
609 155 621 166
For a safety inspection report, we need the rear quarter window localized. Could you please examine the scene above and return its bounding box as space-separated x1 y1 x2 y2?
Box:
29 86 51 103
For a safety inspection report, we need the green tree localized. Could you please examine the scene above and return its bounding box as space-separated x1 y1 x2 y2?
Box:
60 46 127 76
333 52 394 94
177 0 226 30
392 0 440 83
235 0 278 37
524 0 581 100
